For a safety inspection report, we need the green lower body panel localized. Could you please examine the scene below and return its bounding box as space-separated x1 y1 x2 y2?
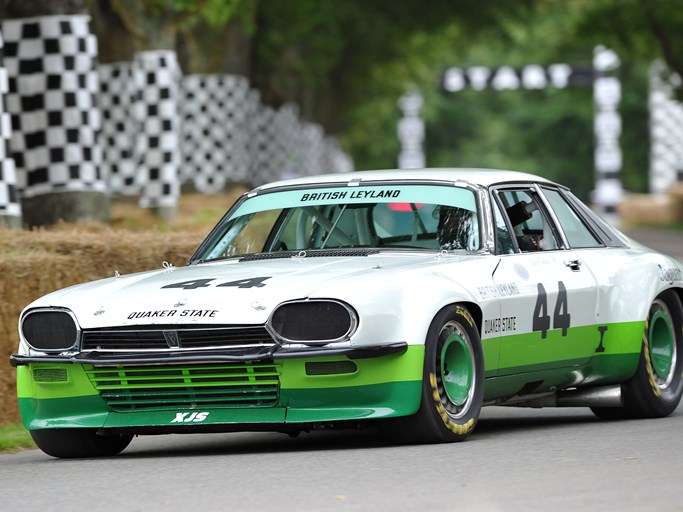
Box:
483 353 641 402
16 347 425 430
482 320 643 401
15 320 646 431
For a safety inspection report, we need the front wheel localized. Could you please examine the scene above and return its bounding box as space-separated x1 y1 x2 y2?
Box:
387 305 484 443
30 428 133 458
592 290 683 419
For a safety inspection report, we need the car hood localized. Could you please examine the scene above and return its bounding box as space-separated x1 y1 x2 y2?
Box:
28 251 479 329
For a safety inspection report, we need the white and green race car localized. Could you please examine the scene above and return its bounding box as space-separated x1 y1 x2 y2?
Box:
12 168 683 457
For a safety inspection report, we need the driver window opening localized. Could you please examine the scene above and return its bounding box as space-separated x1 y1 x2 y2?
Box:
497 189 559 252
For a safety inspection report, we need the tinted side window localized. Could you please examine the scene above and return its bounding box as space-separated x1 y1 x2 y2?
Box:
542 188 602 248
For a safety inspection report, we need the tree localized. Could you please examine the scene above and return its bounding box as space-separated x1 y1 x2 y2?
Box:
247 0 536 131
574 0 683 92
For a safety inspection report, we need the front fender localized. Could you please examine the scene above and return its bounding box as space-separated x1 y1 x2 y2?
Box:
331 260 498 350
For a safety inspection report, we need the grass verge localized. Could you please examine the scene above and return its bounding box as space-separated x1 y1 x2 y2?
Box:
0 424 35 453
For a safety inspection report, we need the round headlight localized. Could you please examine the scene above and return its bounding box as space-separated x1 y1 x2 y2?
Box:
21 309 79 352
269 300 357 344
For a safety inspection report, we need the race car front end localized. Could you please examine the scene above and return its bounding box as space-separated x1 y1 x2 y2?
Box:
12 298 424 436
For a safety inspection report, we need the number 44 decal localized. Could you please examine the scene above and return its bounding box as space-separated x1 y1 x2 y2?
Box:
161 277 271 290
532 281 571 339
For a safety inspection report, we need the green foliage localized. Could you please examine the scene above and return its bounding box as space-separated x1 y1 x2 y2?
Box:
124 0 243 28
574 0 683 77
170 0 250 31
110 0 250 50
334 0 652 199
249 0 535 122
96 1 667 196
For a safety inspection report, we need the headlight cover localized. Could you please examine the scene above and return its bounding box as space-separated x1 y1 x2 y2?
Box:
21 308 79 352
268 299 358 345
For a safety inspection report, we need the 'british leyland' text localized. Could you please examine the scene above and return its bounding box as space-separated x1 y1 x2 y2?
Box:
300 189 401 201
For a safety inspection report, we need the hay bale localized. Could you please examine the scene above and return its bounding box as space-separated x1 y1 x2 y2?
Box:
0 189 251 425
617 194 678 227
0 227 203 424
668 184 683 222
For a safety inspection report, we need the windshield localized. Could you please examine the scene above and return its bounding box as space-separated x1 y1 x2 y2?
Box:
192 183 480 262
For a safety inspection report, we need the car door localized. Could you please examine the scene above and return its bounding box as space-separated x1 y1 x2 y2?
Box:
490 185 599 377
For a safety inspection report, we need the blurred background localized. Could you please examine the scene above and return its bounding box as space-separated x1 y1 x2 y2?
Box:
2 0 683 438
0 0 682 228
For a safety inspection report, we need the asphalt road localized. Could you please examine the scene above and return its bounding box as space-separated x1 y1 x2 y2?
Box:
625 228 683 262
1 405 682 512
1 228 683 512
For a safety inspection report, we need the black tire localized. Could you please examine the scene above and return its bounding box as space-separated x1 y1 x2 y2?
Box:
30 428 133 458
592 290 683 419
386 305 484 443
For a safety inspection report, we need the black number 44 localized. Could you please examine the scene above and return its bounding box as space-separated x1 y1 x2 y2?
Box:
532 281 571 339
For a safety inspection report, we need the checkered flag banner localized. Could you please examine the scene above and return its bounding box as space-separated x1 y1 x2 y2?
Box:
0 30 21 220
180 74 251 193
1 15 105 199
99 61 138 196
133 50 180 209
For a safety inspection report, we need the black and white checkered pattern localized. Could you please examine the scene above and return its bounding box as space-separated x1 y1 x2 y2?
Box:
301 124 353 176
1 15 104 199
247 101 303 185
180 74 251 193
245 99 353 185
300 122 327 176
247 95 283 186
0 30 21 220
133 50 180 208
324 136 354 174
273 103 304 179
0 15 352 212
99 61 138 196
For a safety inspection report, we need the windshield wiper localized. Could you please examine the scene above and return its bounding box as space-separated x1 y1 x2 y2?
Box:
239 249 380 262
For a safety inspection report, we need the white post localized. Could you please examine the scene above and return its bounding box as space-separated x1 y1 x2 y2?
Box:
649 60 683 194
592 46 623 222
397 91 425 169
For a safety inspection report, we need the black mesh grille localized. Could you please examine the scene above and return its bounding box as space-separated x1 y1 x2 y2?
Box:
22 311 78 351
81 325 275 351
271 301 353 341
33 367 69 382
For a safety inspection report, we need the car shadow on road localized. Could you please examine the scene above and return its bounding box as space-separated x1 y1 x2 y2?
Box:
118 408 610 459
474 407 601 438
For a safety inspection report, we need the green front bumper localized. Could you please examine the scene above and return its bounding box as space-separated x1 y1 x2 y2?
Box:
17 346 424 430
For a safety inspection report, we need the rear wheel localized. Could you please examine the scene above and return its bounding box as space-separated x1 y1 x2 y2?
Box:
387 305 484 443
30 428 133 458
592 290 683 419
